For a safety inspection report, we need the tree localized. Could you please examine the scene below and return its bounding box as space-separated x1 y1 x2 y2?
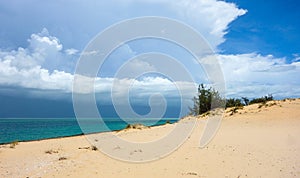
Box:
189 84 225 115
242 97 249 106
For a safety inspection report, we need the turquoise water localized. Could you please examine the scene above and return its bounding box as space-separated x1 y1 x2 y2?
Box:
0 118 178 144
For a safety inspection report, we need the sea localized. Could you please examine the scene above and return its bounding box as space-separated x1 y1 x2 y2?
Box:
0 118 178 144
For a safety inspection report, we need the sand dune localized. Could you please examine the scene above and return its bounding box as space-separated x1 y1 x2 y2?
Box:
1 99 300 177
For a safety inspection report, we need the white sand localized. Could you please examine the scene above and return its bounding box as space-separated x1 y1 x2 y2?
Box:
1 99 300 177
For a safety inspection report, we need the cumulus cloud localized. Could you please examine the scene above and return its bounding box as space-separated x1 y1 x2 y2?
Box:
73 74 196 102
0 28 78 73
28 28 63 70
0 28 63 70
0 28 197 106
217 53 300 98
29 28 62 51
0 61 73 92
119 0 246 49
171 0 247 48
0 0 246 53
0 28 77 92
1 29 300 101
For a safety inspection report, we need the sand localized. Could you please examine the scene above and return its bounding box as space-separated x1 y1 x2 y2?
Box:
1 99 300 177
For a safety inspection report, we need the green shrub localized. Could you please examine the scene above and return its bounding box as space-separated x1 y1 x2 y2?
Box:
249 94 273 105
226 98 244 108
189 84 225 115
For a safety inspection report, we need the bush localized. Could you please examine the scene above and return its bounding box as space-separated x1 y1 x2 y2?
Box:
226 98 244 108
249 94 273 105
229 106 243 116
189 85 275 116
189 84 225 115
165 120 171 124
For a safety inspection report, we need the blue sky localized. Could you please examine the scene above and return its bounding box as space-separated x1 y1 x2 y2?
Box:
221 0 300 60
0 0 299 117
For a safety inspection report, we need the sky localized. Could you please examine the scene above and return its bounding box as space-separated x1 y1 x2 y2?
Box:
0 0 299 118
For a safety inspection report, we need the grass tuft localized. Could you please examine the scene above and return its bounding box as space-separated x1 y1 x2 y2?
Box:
229 106 243 116
45 149 59 154
58 157 67 161
91 145 98 151
9 141 19 148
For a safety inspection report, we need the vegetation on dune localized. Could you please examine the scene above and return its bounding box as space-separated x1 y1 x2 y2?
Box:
58 157 67 161
124 123 150 130
189 84 225 115
91 145 98 151
9 140 19 148
165 120 171 124
189 83 274 116
226 98 244 108
249 95 274 105
45 149 59 154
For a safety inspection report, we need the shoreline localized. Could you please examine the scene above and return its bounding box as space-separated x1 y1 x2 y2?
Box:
3 98 297 146
0 133 84 146
0 98 297 146
0 118 179 146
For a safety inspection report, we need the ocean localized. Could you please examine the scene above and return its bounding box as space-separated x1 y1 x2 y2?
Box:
0 118 178 144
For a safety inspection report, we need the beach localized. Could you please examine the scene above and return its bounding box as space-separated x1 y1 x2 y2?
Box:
1 99 300 177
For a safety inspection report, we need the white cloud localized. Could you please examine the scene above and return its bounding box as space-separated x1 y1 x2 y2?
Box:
0 29 196 100
65 48 79 56
171 0 247 49
0 47 38 69
0 61 73 92
91 76 197 115
217 53 300 98
0 28 76 92
1 30 300 101
113 58 156 79
0 27 64 70
0 54 196 103
107 0 246 50
0 0 246 53
125 0 246 49
28 28 64 70
81 50 99 56
0 28 62 70
292 54 300 62
29 28 62 52
0 29 197 106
